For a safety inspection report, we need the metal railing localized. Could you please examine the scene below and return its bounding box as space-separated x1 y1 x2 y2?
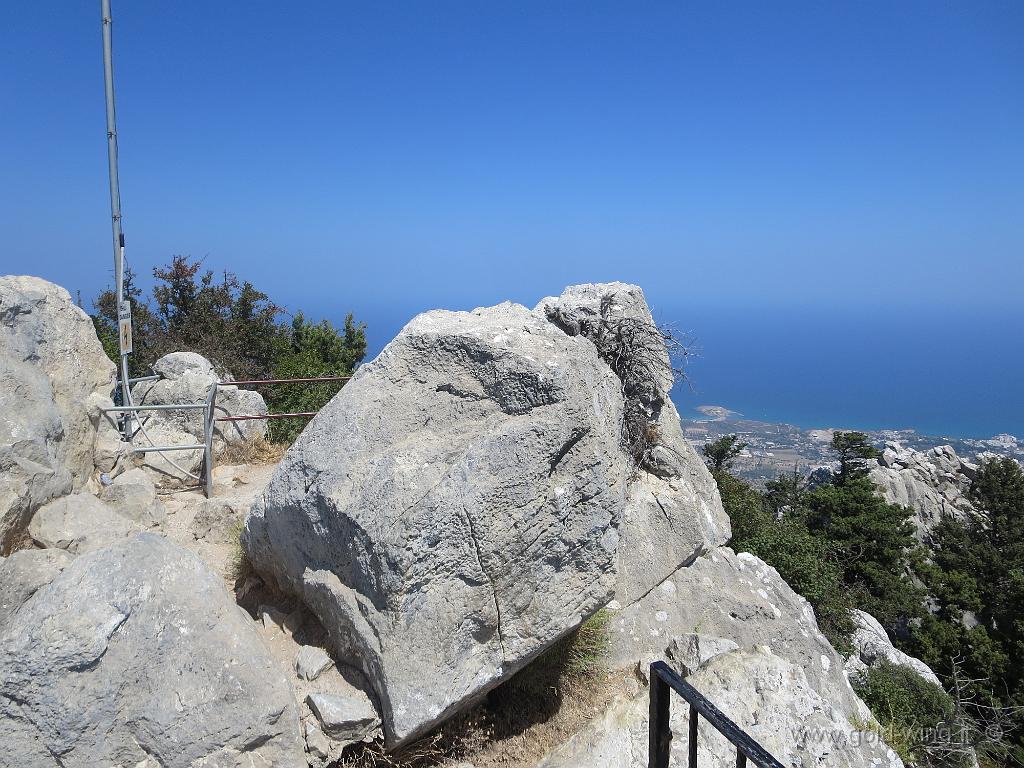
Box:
204 375 352 495
107 374 352 498
649 661 786 768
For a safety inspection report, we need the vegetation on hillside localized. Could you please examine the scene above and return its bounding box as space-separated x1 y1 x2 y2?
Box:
705 432 1024 766
91 255 367 442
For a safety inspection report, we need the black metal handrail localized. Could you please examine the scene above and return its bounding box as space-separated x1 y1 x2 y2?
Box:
649 661 786 768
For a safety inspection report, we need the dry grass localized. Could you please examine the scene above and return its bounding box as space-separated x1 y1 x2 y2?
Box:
335 610 615 768
216 435 287 466
226 519 253 585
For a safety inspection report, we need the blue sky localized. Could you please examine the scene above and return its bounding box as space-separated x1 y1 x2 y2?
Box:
2 2 1022 435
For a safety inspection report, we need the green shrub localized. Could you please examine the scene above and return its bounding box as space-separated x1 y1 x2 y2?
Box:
265 312 366 443
854 662 967 767
92 257 367 443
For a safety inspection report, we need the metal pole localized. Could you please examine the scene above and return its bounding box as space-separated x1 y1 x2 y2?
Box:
101 0 132 438
203 384 218 498
649 665 672 768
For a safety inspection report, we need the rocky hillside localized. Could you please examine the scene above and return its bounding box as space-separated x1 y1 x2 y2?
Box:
869 442 985 541
0 276 905 767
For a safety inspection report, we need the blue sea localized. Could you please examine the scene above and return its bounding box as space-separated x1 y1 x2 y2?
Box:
327 301 1024 441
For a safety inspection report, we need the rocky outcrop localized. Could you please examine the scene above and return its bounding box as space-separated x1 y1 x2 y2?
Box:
246 300 627 747
870 443 981 540
536 284 728 603
0 533 306 767
607 547 869 722
131 351 268 480
252 602 385 766
540 646 902 768
0 359 73 554
846 609 942 687
0 276 120 483
28 492 139 554
539 547 902 767
0 277 123 552
0 548 72 625
99 467 167 527
245 283 729 747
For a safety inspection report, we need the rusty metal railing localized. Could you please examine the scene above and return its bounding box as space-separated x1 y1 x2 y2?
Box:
204 375 352 496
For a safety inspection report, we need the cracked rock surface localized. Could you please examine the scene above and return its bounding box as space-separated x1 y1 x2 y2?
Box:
244 284 728 747
0 533 306 767
245 299 627 746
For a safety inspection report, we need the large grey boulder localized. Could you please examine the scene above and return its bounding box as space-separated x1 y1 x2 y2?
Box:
847 608 942 687
0 533 306 767
0 276 121 485
536 283 729 603
0 548 72 625
244 284 728 747
870 442 980 541
28 492 139 555
0 359 73 553
245 299 627 746
131 351 268 480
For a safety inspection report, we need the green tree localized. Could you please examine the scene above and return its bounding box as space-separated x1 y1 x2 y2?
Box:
912 458 1024 762
803 433 923 631
266 312 367 442
854 662 968 768
764 467 809 516
91 268 161 379
90 255 367 442
715 466 855 651
831 430 881 483
702 434 749 474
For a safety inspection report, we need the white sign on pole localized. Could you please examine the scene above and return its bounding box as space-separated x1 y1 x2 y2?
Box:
118 300 133 355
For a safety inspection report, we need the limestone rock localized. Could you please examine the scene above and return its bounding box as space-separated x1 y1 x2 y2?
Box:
0 358 73 553
0 276 120 486
848 609 942 687
546 546 910 765
246 299 628 746
245 285 728 746
0 439 72 556
871 442 981 541
100 467 166 527
539 647 903 768
28 492 138 554
665 633 740 676
131 351 267 480
296 645 334 681
607 547 870 724
0 533 305 767
536 283 729 603
0 548 72 625
306 691 381 743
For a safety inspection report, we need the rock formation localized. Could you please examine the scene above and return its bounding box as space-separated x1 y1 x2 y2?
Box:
245 283 730 746
131 351 268 481
0 276 122 552
845 608 942 687
535 284 728 603
0 275 907 768
541 646 902 768
538 548 904 767
28 492 139 554
870 442 981 540
0 534 306 766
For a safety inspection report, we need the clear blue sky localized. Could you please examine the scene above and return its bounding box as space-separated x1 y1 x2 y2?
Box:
2 2 1022 436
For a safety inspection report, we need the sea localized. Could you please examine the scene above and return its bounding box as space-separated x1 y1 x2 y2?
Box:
330 302 1024 442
